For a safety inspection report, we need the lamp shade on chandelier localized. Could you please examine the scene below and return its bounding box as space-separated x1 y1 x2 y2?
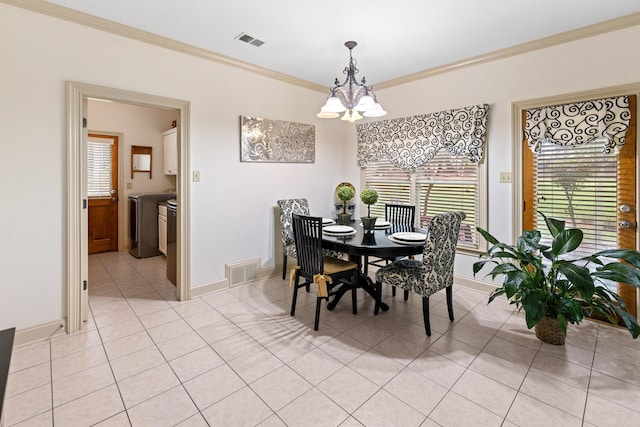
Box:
317 41 386 122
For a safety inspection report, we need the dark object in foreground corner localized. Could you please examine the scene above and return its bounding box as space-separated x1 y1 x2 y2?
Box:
0 327 16 422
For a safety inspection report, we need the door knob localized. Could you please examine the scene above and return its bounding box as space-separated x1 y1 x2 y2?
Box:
111 197 117 202
619 220 633 229
620 204 632 213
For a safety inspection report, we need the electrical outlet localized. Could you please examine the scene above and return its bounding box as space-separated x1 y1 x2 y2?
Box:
499 172 512 183
192 170 200 182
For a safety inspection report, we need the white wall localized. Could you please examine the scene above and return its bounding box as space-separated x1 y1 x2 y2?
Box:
0 4 347 331
88 100 178 251
359 24 640 283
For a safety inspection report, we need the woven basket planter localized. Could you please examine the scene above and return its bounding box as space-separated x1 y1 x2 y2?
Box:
534 316 566 345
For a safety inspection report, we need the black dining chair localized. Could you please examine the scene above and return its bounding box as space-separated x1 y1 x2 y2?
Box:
290 214 358 331
366 203 416 300
374 211 465 336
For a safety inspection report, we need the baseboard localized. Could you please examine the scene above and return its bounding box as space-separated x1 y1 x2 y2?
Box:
191 278 229 298
14 320 66 347
455 275 497 294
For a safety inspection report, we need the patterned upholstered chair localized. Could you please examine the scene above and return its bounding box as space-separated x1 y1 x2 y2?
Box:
277 199 310 280
374 211 465 336
366 204 416 301
290 214 358 330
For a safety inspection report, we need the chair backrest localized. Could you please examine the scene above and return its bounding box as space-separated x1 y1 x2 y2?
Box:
291 214 324 278
277 199 310 246
386 204 415 231
421 211 466 291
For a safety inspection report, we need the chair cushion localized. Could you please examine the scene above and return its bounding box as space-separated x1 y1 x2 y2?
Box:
323 256 357 275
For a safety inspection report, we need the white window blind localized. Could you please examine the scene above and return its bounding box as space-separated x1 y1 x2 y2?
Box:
416 152 478 247
533 138 617 257
88 139 113 197
363 150 480 249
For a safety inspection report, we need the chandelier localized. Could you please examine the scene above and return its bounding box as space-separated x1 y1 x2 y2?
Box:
317 41 387 122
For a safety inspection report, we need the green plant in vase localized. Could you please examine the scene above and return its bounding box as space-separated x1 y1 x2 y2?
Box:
336 185 355 225
473 211 640 345
360 188 379 232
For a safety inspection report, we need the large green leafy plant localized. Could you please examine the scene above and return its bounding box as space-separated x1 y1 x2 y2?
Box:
473 212 640 338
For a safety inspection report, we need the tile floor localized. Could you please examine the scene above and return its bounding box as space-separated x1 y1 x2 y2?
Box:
4 251 640 426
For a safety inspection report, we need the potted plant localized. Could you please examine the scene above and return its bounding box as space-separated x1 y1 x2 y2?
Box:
337 185 355 225
473 212 640 344
360 188 379 232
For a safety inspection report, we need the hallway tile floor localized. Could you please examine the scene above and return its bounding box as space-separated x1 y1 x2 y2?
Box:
4 251 640 426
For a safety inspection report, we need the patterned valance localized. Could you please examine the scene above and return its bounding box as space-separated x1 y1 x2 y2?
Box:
525 96 630 154
356 104 489 170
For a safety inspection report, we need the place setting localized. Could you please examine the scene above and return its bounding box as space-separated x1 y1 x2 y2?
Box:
322 217 336 225
388 231 427 245
323 224 357 237
359 218 392 230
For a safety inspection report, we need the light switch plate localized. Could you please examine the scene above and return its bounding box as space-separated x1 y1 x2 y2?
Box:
193 170 200 182
499 172 512 183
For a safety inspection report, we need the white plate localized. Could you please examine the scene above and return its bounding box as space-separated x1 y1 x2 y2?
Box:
322 218 335 225
324 229 357 237
359 219 392 229
388 235 425 245
323 225 355 234
391 232 427 242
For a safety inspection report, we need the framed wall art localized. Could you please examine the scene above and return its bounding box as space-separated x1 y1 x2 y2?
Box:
240 116 315 163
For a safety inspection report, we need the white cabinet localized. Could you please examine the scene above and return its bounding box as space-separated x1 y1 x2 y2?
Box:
158 204 167 255
163 128 177 175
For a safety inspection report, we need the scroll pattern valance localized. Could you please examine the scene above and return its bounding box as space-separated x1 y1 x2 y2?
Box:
524 96 630 154
356 104 489 170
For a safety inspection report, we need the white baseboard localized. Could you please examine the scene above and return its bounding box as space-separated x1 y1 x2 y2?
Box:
454 275 497 294
191 278 229 298
14 320 66 347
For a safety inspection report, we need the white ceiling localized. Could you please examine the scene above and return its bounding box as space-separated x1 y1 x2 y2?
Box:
45 0 640 89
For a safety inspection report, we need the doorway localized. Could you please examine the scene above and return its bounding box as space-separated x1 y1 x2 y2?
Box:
66 81 191 333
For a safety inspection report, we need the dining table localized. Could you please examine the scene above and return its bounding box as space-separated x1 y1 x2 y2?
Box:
321 221 426 313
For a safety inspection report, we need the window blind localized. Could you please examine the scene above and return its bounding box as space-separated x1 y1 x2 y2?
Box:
363 150 479 248
416 152 478 247
88 139 113 197
533 138 617 257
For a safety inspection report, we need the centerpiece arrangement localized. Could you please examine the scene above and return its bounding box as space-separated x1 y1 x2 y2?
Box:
360 188 379 232
473 212 640 344
336 184 355 225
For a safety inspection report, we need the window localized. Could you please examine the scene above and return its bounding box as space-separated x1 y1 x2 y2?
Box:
363 149 482 250
530 138 618 257
87 138 114 197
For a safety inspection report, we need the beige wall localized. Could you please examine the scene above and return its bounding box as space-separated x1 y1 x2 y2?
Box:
0 3 348 331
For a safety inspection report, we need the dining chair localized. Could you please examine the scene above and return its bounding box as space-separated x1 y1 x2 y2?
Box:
277 198 310 280
290 214 358 331
374 211 465 336
366 203 416 300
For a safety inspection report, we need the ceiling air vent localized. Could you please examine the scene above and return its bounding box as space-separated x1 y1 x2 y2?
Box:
235 32 265 47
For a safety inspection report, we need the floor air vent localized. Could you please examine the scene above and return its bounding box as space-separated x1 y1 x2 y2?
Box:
226 259 260 286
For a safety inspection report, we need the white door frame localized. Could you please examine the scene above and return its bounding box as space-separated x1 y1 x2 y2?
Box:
66 81 191 333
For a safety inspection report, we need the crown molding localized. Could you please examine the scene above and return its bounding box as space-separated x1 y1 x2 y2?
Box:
375 12 640 90
3 1 639 92
1 0 326 92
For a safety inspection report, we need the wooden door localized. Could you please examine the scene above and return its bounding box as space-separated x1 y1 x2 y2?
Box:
88 134 118 254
